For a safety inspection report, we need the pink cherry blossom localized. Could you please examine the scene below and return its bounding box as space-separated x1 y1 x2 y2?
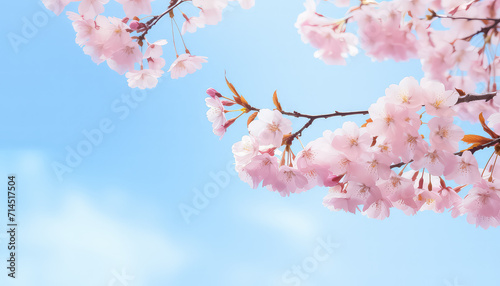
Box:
461 180 500 229
106 41 143 74
232 135 259 170
205 90 227 138
168 54 208 79
421 79 458 117
248 109 292 147
446 151 481 185
42 0 74 16
125 69 163 89
427 116 464 152
115 0 154 18
331 122 371 160
78 0 109 19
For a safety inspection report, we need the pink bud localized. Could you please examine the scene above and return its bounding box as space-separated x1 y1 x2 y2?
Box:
129 21 140 30
223 118 237 128
206 88 222 99
222 100 235 106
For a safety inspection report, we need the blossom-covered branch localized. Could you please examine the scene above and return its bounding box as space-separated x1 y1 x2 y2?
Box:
42 0 255 88
206 74 500 229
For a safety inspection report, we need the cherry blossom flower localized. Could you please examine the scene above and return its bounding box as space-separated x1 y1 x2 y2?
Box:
126 69 163 89
248 109 292 147
232 135 259 170
42 0 73 16
446 151 481 185
182 16 205 34
331 122 371 160
115 0 154 18
271 166 308 196
78 0 109 19
168 54 208 79
461 180 500 229
106 41 143 74
205 89 227 138
427 117 464 152
421 79 458 117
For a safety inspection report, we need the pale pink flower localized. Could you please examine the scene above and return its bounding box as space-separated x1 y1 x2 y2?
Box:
434 186 462 213
427 117 464 152
271 166 308 196
182 17 205 34
445 151 481 185
415 188 441 212
126 69 163 89
331 122 372 160
397 0 432 16
238 0 255 9
43 0 73 15
78 0 109 18
361 152 393 181
168 54 208 79
450 40 478 71
384 77 424 110
323 185 359 214
101 17 133 51
487 112 500 134
421 79 458 117
106 41 143 74
411 149 456 176
391 130 428 162
419 37 454 81
367 100 420 138
144 39 167 59
295 137 337 179
205 91 227 138
362 187 392 220
147 57 166 70
354 2 418 61
67 12 97 46
248 109 292 147
239 153 279 189
232 135 259 170
461 180 500 229
115 0 154 17
295 0 358 65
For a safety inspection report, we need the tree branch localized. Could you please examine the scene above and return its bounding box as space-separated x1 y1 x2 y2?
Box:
456 92 497 104
138 0 191 41
245 91 497 145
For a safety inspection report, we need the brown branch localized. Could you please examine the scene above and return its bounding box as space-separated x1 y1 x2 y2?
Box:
245 91 497 145
428 14 500 40
434 14 500 22
138 0 191 41
456 92 497 104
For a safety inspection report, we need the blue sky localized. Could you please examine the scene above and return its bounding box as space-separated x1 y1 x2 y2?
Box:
1 0 499 285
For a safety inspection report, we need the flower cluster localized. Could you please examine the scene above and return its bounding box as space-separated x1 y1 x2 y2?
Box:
42 0 255 88
206 77 500 229
295 0 500 116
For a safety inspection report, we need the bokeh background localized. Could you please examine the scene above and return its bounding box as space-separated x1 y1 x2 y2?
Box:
1 0 499 285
